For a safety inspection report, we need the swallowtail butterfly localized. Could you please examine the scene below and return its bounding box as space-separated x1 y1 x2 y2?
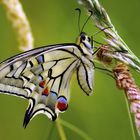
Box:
0 32 94 127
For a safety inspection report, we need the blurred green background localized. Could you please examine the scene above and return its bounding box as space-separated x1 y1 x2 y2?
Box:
0 0 140 139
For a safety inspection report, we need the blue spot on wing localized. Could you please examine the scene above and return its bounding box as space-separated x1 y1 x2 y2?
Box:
46 91 58 110
37 55 44 63
50 91 57 97
57 96 67 104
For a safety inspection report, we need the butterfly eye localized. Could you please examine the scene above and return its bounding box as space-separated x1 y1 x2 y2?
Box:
81 33 86 40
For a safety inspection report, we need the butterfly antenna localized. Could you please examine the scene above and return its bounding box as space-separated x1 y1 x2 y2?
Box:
80 10 93 33
75 8 81 34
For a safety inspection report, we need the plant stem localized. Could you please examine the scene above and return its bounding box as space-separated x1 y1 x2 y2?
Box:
46 123 55 140
124 96 137 140
1 0 34 51
56 118 67 140
60 119 93 140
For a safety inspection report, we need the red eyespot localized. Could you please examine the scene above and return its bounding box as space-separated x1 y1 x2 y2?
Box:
56 96 68 111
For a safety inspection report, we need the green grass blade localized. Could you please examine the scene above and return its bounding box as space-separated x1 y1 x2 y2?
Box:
60 119 93 140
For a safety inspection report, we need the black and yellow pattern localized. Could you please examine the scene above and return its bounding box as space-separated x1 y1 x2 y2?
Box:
0 32 94 127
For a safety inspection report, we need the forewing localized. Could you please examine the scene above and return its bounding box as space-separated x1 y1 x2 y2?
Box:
0 44 79 97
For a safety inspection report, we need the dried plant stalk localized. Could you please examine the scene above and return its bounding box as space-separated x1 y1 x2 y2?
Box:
1 0 34 51
96 45 140 72
78 0 140 72
113 63 140 135
96 45 113 65
96 45 140 135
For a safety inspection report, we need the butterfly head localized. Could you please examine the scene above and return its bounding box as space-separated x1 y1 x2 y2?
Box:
76 32 93 54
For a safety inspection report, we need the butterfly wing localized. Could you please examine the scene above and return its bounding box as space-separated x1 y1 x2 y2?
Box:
76 56 94 96
0 44 80 97
77 64 94 96
0 44 82 126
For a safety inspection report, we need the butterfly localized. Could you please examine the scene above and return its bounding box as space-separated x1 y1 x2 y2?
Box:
0 32 94 127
